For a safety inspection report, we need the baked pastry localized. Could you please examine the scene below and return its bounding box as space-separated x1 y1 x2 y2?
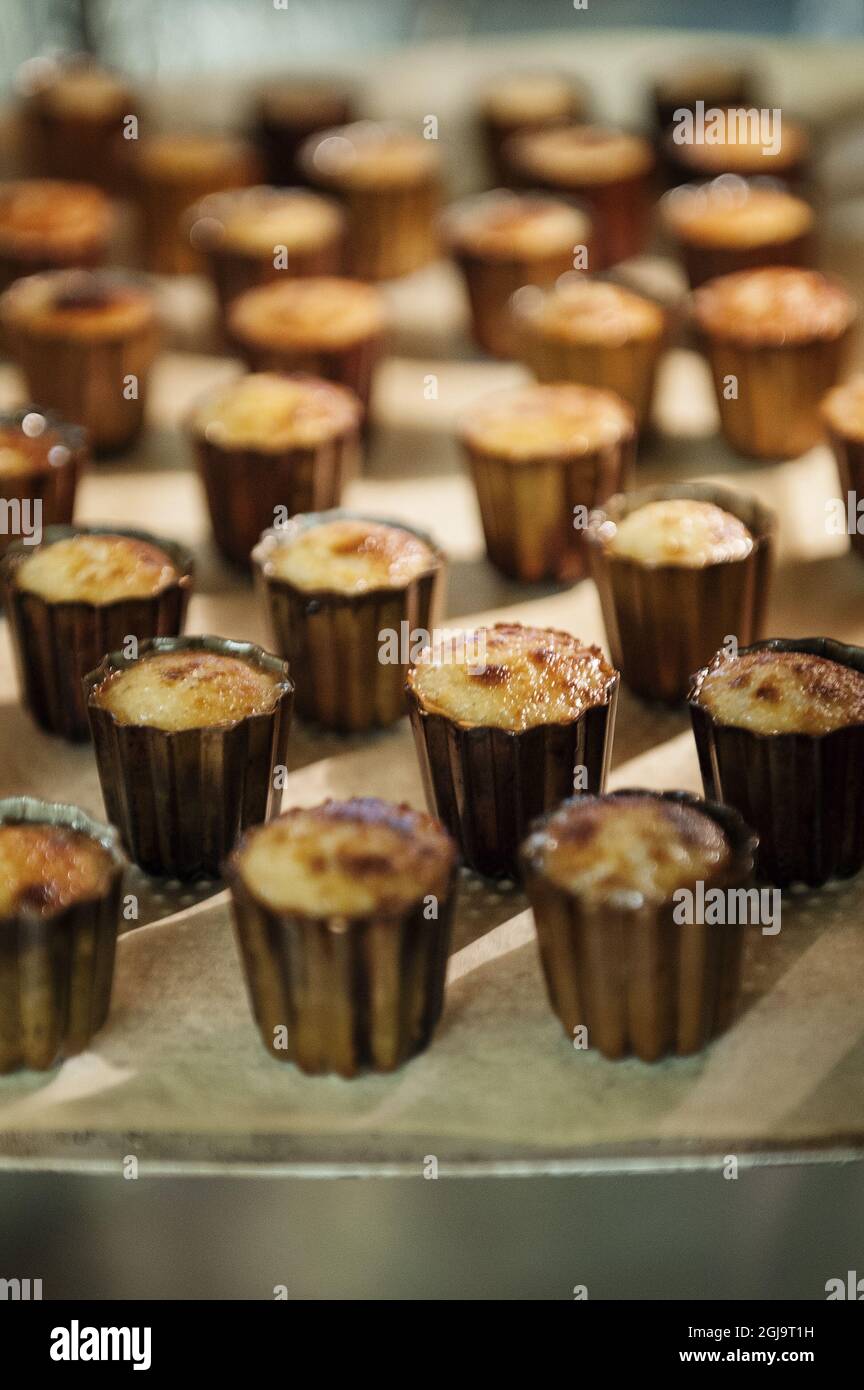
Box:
665 112 810 189
0 408 86 556
586 484 774 703
512 273 665 430
86 636 293 879
693 267 857 458
822 376 864 560
254 512 444 730
441 190 591 357
190 372 361 567
0 179 112 291
0 268 160 452
651 60 755 138
406 622 619 878
690 637 864 886
520 789 755 1061
300 121 442 279
459 382 635 582
187 186 345 313
18 58 134 191
253 78 355 187
661 176 815 288
504 124 655 268
478 71 587 183
0 795 125 1072
2 525 192 740
226 276 385 411
129 132 260 274
226 797 458 1076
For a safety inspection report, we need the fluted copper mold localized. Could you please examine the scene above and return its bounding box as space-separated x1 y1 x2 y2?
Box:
586 482 775 705
481 83 587 185
689 636 864 887
191 385 360 569
85 635 293 880
462 410 636 583
0 796 126 1073
132 139 261 275
227 313 383 415
823 421 864 561
521 788 757 1062
660 180 816 290
2 524 193 742
0 408 87 558
225 805 459 1077
406 657 619 880
254 511 445 731
254 84 356 187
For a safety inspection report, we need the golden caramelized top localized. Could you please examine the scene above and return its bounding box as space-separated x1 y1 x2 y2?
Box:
259 80 350 125
604 499 753 568
15 533 177 604
235 797 456 915
517 275 664 346
509 124 654 186
0 270 155 340
408 623 615 731
228 276 385 349
460 383 634 459
92 649 282 731
537 795 731 902
34 64 129 118
0 420 70 477
0 179 111 254
694 648 864 735
662 180 813 249
654 62 749 105
304 124 439 189
191 373 360 451
0 822 114 918
693 267 856 345
673 114 808 175
482 72 580 124
134 133 254 181
206 189 342 256
265 518 436 594
821 375 864 443
444 191 588 260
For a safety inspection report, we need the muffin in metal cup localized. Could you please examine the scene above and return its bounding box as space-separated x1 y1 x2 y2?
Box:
693 266 857 459
225 797 458 1077
663 112 810 193
300 120 442 280
189 372 361 568
0 407 87 558
254 511 445 731
85 635 294 880
2 524 193 742
512 273 666 432
478 71 588 184
0 179 113 292
406 622 619 879
0 268 160 453
186 186 346 316
226 275 385 413
0 796 126 1072
253 78 356 187
689 637 864 887
586 482 775 704
660 176 816 289
504 124 655 269
458 382 635 582
520 789 757 1062
441 189 591 358
822 375 864 561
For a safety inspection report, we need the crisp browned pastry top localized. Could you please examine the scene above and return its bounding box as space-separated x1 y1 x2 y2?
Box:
234 797 456 915
0 822 114 918
14 533 177 604
693 267 856 345
481 72 580 124
672 114 809 174
228 275 385 349
265 518 436 594
508 123 654 185
516 274 664 345
443 191 588 260
0 420 70 477
694 647 864 735
0 179 111 253
303 124 439 189
662 180 813 249
91 649 282 732
602 498 754 568
0 270 155 341
460 382 634 459
191 373 360 451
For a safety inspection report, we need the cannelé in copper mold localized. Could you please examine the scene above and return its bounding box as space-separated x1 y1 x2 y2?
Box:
189 372 361 568
0 407 87 558
821 375 864 561
405 622 619 879
586 482 775 704
663 112 811 193
225 797 458 1077
85 635 293 880
689 636 864 887
254 510 445 731
253 78 356 187
458 382 635 583
0 178 113 291
2 524 193 741
0 795 126 1072
660 176 816 289
478 71 588 184
520 789 757 1062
